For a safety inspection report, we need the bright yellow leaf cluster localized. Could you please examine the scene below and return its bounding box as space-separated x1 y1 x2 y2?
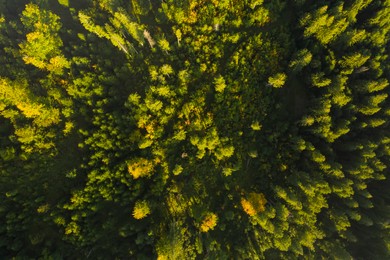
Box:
200 212 218 232
241 192 267 216
133 200 151 220
127 158 154 179
241 198 257 216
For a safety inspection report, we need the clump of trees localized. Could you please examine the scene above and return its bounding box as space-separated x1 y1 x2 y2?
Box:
0 0 389 259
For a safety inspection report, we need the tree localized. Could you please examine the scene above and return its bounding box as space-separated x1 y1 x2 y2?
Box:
19 3 70 74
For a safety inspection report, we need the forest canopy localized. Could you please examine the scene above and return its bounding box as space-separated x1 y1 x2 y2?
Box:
0 0 389 259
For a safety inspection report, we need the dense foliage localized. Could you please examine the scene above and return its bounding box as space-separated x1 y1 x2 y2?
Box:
1 0 389 258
